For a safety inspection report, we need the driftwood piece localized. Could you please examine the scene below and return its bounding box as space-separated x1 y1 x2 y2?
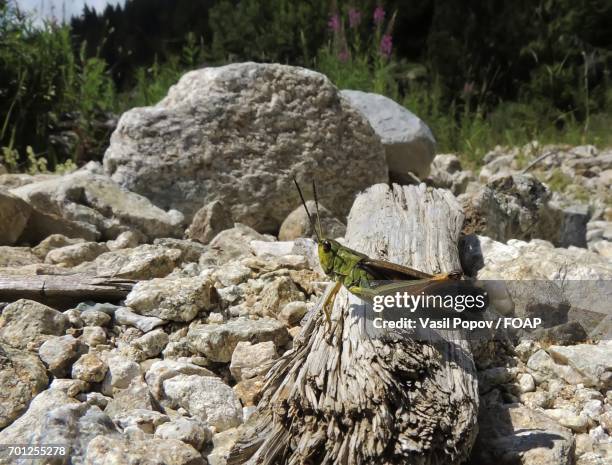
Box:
228 183 479 465
0 274 135 308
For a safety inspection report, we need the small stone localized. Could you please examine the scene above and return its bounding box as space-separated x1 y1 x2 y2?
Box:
0 299 68 350
49 378 89 397
72 353 108 383
106 230 141 250
45 241 108 267
132 329 169 359
277 301 308 327
104 379 155 419
257 276 305 317
582 400 603 421
279 200 346 241
0 343 48 428
543 408 589 433
155 417 212 450
80 326 107 347
163 374 243 432
114 306 166 332
32 234 85 259
114 408 170 434
84 435 205 465
144 359 216 401
520 391 553 409
80 309 112 327
125 276 214 322
518 373 536 393
185 200 234 244
187 317 289 363
38 335 82 377
233 377 265 406
101 355 141 394
230 341 278 381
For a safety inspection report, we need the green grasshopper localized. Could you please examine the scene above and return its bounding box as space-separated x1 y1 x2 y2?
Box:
293 177 462 324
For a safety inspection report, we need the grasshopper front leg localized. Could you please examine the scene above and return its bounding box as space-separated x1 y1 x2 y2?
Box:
322 281 342 326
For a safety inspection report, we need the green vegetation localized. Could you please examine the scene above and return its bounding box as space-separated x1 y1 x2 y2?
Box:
1 0 610 172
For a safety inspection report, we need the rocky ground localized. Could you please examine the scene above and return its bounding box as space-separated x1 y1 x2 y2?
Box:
0 63 610 465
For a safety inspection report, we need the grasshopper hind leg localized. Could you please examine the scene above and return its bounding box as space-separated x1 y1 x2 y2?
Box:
322 281 341 327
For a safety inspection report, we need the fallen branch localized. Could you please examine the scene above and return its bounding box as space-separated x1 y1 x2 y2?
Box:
0 274 135 309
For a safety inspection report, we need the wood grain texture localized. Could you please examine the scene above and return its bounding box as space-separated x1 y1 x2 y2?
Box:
228 183 478 465
0 274 134 308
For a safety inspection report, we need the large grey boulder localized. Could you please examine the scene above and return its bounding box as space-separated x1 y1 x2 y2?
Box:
103 63 388 232
11 171 183 241
341 89 435 181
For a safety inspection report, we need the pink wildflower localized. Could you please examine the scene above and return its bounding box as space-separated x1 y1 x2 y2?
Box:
373 6 385 25
348 8 362 28
380 34 393 57
328 14 341 32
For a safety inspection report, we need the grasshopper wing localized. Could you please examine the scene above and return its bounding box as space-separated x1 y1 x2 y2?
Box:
359 258 434 281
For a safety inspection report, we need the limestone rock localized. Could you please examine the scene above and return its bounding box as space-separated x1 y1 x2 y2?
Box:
203 223 272 264
31 234 85 259
125 276 214 322
341 89 434 180
256 276 305 317
186 200 234 244
114 306 166 333
92 244 182 279
101 354 141 394
104 63 387 231
0 343 48 428
18 207 100 243
230 341 278 381
187 318 289 363
38 334 82 377
113 408 170 434
471 404 574 465
45 241 109 267
144 359 216 401
163 374 243 431
0 299 68 350
132 329 169 358
0 188 31 245
0 246 41 267
427 154 475 195
155 417 212 450
81 309 112 327
104 379 155 418
11 171 184 240
278 200 346 241
547 342 612 389
72 353 108 383
83 435 205 465
462 174 550 242
278 301 309 327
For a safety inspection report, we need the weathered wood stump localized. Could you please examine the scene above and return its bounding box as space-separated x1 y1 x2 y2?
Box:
228 183 479 465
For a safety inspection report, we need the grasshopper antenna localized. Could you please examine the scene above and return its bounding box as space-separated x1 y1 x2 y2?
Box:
292 176 321 241
312 179 323 240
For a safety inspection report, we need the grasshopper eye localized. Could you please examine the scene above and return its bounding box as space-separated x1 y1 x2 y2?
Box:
322 240 331 252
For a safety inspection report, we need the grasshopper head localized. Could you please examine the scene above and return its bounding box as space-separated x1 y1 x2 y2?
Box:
293 176 338 277
318 238 341 275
